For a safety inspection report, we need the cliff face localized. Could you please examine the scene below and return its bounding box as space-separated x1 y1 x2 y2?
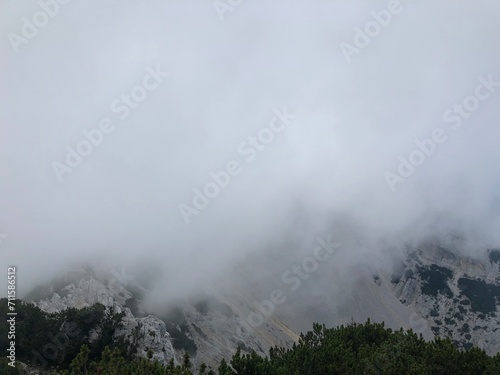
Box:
391 246 500 355
28 270 298 370
32 275 177 367
27 246 500 371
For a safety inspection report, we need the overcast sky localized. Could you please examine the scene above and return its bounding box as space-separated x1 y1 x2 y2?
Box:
1 0 500 298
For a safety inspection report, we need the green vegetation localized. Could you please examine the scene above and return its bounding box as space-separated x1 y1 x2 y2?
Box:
159 307 198 355
0 299 128 372
2 298 499 374
457 278 500 315
167 322 197 355
417 265 453 298
46 320 500 375
488 249 500 264
0 357 20 375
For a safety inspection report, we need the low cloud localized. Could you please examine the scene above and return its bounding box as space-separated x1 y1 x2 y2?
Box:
1 1 499 304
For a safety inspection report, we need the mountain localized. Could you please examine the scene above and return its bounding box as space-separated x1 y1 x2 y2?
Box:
22 245 500 371
391 245 500 354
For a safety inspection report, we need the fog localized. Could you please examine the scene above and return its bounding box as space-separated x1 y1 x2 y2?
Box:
1 0 500 301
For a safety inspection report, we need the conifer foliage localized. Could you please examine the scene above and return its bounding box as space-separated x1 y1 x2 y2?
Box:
1 298 499 374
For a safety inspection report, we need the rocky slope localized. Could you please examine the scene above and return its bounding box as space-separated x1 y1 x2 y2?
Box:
24 245 500 372
26 268 299 370
390 245 500 354
29 271 177 367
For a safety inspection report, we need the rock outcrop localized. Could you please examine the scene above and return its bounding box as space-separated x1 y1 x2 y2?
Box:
33 275 177 367
391 246 500 354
